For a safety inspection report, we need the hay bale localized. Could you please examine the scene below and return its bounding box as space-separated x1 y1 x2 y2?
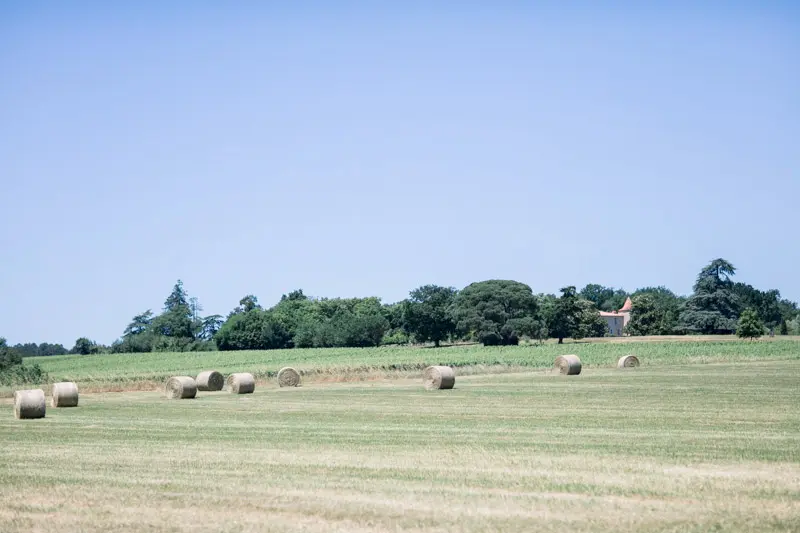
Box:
226 373 255 394
165 376 197 399
423 365 455 390
277 367 301 388
554 354 582 375
14 389 46 419
51 382 79 407
196 370 224 391
617 355 640 368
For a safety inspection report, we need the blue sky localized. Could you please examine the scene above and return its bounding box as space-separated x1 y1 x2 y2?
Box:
1 2 798 346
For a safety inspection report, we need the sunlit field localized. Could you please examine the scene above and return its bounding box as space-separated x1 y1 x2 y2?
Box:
2 359 799 532
17 338 800 392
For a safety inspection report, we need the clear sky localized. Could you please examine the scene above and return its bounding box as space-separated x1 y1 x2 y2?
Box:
1 2 798 346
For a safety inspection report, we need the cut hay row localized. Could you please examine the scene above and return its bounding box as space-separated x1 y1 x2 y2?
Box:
165 376 197 399
226 373 255 394
51 382 79 407
196 370 224 391
14 389 46 419
277 367 301 388
423 366 456 390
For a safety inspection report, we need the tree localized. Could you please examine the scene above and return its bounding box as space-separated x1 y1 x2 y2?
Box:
164 280 190 312
214 309 291 351
579 284 628 312
626 294 660 336
678 258 740 334
402 285 457 347
199 315 224 341
575 298 608 338
450 280 542 346
123 310 154 337
71 337 97 355
228 294 262 317
0 338 47 385
731 283 783 330
546 286 582 344
737 308 765 340
630 286 683 335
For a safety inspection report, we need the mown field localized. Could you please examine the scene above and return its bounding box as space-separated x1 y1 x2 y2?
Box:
19 338 800 391
1 360 799 532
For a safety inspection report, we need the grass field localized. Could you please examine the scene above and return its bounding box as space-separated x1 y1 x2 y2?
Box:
19 338 800 392
2 359 799 532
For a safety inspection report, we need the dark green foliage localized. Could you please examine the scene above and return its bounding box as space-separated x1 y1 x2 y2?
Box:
543 287 603 343
779 320 789 335
123 310 154 337
11 342 68 357
626 294 660 336
450 280 543 346
576 298 608 338
164 280 190 312
579 284 628 312
71 337 100 355
629 286 682 335
737 308 765 340
403 285 457 347
199 315 224 340
731 283 783 330
679 259 740 334
214 309 291 350
0 338 47 385
288 297 389 348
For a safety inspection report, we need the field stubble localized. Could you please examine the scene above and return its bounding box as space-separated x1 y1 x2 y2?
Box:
1 360 799 532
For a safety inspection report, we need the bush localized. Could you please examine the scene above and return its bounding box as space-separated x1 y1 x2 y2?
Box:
0 363 48 386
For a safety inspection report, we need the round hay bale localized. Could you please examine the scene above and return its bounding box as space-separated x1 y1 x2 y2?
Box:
226 373 255 394
554 354 582 375
617 355 640 369
196 370 224 391
14 389 46 419
51 382 79 408
165 376 197 399
277 367 301 388
423 365 455 390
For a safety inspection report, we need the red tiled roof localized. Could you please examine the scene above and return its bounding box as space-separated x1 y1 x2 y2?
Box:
619 297 633 312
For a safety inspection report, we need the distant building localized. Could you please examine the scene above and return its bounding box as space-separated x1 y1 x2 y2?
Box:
599 297 632 336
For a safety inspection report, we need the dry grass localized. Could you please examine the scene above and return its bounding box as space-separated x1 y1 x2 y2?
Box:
1 360 799 532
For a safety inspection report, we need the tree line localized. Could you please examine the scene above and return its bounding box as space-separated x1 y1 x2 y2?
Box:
4 259 800 364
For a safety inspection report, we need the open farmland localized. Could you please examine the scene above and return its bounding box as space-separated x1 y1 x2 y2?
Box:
1 360 799 532
16 338 800 392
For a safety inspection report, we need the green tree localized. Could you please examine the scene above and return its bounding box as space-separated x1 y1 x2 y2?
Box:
71 337 98 355
0 338 47 385
731 283 783 330
626 294 660 336
450 280 542 346
164 280 190 311
199 315 224 341
123 310 154 337
630 286 683 335
575 298 608 338
546 286 582 344
402 285 457 347
214 310 291 350
579 284 628 312
736 308 765 340
678 258 740 334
